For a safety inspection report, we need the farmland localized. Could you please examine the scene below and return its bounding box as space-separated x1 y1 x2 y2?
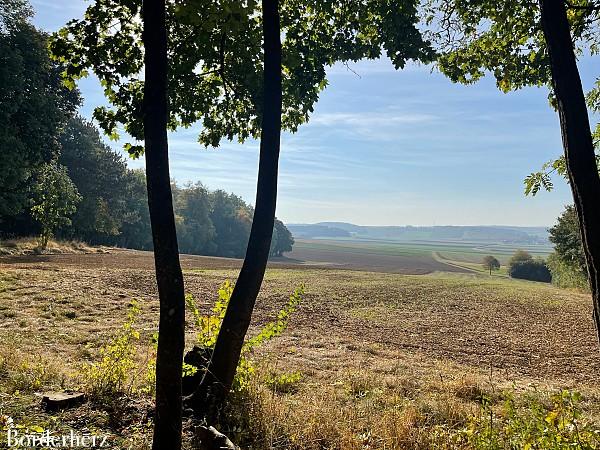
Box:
285 238 553 273
0 248 598 448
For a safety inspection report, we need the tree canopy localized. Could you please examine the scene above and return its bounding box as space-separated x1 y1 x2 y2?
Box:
423 0 600 194
482 255 500 275
548 205 587 273
58 116 132 243
426 0 599 93
49 0 433 155
509 250 534 266
0 109 294 258
0 1 79 217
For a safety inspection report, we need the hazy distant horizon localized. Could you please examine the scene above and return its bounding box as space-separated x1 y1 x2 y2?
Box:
288 221 552 228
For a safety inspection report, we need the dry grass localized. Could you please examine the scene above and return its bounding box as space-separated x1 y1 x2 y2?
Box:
0 237 105 256
218 359 600 449
223 364 481 449
0 251 599 448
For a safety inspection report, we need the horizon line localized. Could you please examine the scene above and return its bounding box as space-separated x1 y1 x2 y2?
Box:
288 222 552 228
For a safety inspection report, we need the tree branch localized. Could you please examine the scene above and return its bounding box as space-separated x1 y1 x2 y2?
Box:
564 0 600 11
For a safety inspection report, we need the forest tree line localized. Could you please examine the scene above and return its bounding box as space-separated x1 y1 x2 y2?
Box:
0 15 293 258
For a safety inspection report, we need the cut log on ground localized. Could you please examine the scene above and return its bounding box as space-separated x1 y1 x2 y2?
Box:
41 391 85 410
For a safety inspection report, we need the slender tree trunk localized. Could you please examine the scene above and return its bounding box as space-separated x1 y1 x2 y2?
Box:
539 0 600 339
186 0 282 416
142 1 186 448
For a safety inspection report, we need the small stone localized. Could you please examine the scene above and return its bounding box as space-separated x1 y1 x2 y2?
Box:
41 391 85 410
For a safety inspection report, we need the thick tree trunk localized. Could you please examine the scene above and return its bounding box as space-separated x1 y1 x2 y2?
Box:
539 0 600 339
186 0 282 416
142 1 186 449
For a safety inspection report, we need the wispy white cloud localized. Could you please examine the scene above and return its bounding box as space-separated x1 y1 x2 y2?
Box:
311 111 437 127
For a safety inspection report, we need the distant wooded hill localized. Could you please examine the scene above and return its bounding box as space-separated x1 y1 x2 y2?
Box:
288 222 550 244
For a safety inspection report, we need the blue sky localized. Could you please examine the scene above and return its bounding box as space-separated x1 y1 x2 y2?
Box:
31 0 597 226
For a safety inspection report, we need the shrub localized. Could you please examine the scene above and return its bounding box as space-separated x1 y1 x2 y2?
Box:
0 348 67 394
461 390 600 449
547 251 589 289
10 360 61 392
185 281 304 392
509 259 552 282
186 281 232 350
80 301 141 400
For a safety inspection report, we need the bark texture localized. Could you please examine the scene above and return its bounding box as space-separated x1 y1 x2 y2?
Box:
142 1 186 448
539 0 600 339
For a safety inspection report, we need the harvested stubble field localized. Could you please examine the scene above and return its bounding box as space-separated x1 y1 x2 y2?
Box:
0 249 599 448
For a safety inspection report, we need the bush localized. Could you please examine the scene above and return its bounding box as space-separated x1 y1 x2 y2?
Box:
80 301 143 400
509 259 552 283
264 370 303 394
461 390 600 449
186 281 304 392
547 252 589 289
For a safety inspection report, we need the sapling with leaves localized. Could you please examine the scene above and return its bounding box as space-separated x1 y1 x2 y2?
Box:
185 281 304 395
81 301 142 400
30 162 81 249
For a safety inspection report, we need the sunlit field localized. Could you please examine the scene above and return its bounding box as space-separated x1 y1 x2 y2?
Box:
0 249 597 448
286 238 552 272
